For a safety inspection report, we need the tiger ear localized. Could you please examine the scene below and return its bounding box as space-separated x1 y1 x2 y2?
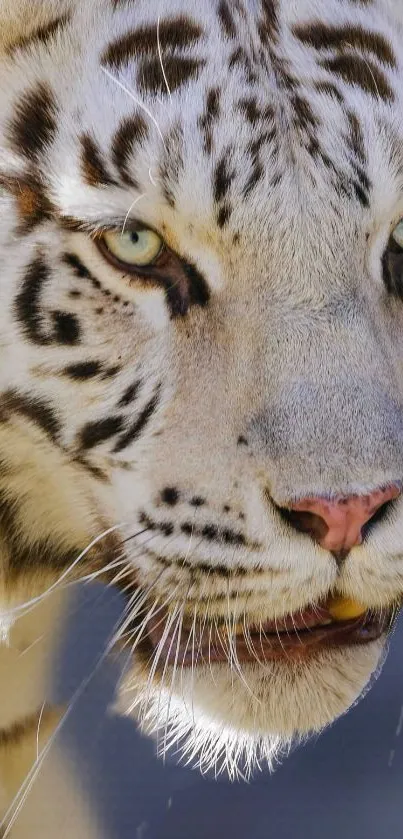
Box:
0 0 71 55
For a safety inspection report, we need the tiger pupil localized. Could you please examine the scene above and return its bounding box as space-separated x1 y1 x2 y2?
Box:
130 232 139 244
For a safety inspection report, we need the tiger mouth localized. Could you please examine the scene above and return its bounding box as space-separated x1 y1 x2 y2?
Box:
146 600 397 668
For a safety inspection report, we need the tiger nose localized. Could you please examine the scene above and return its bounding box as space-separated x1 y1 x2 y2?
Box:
285 485 401 554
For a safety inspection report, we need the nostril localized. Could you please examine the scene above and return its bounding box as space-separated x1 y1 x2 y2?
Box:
272 483 401 554
277 507 329 542
360 498 395 541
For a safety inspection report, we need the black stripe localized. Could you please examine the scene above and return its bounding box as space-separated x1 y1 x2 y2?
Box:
137 55 205 96
102 365 121 379
346 111 367 163
111 116 148 187
293 22 396 68
2 390 60 444
314 81 344 103
118 379 141 407
217 1 237 39
73 455 109 481
102 18 204 68
259 0 280 45
5 176 54 235
63 361 103 380
291 94 317 130
351 180 369 207
351 162 371 193
79 415 124 450
198 88 220 154
9 542 83 576
243 162 264 197
6 13 71 56
14 255 51 345
214 154 235 204
7 82 57 160
216 204 232 228
51 311 81 345
113 387 161 453
144 547 263 579
62 252 92 279
184 261 210 307
319 54 394 101
80 134 117 187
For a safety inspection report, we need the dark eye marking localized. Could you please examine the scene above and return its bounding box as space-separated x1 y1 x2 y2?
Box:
62 253 92 280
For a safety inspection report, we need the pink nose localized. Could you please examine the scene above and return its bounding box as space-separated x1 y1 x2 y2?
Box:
287 485 401 553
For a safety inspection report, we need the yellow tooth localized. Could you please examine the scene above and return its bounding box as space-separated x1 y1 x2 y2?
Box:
327 596 367 621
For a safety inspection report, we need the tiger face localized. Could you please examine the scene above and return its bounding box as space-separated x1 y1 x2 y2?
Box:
1 0 403 776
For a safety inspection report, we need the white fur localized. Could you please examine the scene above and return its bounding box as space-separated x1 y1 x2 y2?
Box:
0 0 403 832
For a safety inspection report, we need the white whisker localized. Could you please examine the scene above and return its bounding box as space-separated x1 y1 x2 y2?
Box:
157 16 172 99
4 524 124 622
101 67 167 149
121 193 146 235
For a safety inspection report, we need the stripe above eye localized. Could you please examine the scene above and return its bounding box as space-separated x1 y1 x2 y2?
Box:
7 82 58 160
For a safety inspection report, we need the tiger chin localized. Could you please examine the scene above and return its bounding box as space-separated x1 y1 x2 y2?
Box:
1 0 403 831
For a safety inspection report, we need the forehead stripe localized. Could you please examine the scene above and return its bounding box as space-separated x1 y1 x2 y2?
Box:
319 54 394 100
101 17 204 68
293 23 396 68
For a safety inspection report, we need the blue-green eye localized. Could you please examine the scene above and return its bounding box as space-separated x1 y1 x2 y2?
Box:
101 228 163 267
392 219 403 249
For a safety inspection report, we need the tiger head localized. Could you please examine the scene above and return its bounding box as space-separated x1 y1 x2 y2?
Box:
1 0 403 776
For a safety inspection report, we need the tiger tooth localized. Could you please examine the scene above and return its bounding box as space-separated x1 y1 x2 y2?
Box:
327 596 367 621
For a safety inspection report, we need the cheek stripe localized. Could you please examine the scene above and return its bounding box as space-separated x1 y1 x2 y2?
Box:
112 385 161 453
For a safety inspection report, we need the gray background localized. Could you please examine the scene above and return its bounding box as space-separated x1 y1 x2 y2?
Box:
54 583 403 839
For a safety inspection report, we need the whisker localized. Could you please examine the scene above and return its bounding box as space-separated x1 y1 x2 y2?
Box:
121 194 146 235
1 605 127 836
101 67 167 149
4 524 124 621
157 16 172 99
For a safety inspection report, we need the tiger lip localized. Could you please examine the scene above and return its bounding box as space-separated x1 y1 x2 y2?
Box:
147 604 394 668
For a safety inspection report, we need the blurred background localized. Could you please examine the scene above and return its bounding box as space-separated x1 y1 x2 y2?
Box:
42 582 403 839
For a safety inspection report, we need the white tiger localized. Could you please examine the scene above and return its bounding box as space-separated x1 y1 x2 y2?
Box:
0 0 403 833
